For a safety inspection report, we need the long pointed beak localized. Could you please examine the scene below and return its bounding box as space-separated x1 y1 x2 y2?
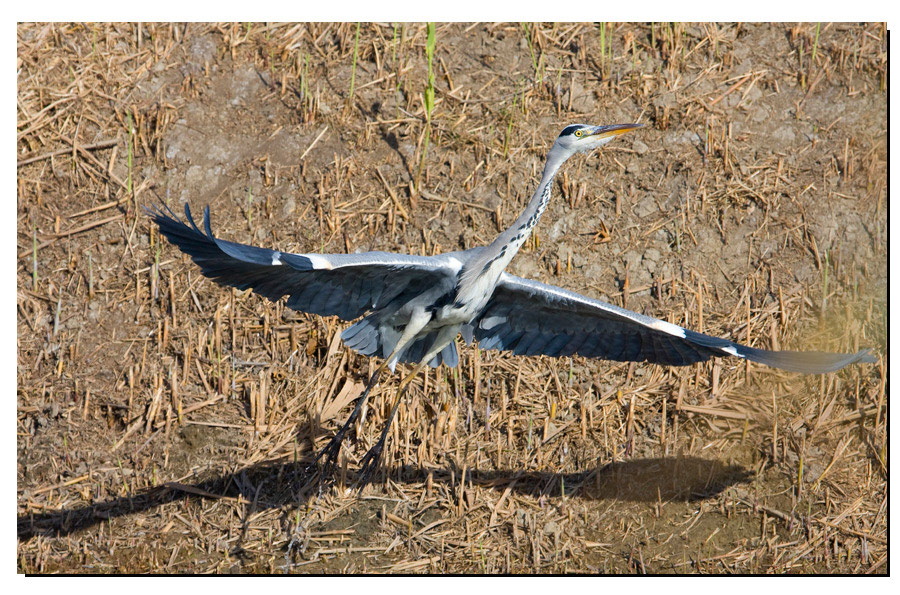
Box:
588 123 644 139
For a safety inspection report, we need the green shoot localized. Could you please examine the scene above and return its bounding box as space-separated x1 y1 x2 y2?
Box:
393 24 404 119
811 23 821 64
348 22 361 104
425 23 435 121
599 23 606 77
300 53 309 97
415 23 436 195
521 23 543 84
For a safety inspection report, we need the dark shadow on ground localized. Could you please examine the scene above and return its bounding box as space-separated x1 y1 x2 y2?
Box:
17 455 751 541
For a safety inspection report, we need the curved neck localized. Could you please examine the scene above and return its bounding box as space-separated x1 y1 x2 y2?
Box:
462 147 568 285
488 148 566 259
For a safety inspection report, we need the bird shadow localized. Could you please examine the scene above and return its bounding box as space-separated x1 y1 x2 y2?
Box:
17 455 750 541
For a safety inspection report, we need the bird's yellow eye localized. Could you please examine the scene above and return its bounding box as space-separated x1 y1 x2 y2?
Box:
574 129 583 137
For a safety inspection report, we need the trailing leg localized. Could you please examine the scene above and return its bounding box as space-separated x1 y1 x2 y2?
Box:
356 361 427 487
309 362 386 477
356 326 460 487
309 317 430 479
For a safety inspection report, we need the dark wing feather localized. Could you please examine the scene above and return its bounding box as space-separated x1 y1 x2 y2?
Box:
148 203 459 321
474 274 875 374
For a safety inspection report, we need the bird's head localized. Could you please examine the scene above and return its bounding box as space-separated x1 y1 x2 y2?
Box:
552 123 644 156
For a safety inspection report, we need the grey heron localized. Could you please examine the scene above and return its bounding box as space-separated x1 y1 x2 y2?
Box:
149 123 875 485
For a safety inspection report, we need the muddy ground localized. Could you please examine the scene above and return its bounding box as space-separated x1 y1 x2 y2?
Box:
17 23 886 573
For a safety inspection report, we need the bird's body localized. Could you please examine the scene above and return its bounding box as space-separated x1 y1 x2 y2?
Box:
150 123 874 485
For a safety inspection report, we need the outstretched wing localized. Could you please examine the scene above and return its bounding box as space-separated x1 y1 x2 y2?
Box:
473 273 874 374
148 203 461 321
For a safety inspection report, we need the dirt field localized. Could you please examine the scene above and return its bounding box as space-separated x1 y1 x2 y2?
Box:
17 23 886 574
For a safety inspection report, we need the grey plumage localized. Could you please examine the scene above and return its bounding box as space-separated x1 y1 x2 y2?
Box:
149 122 875 485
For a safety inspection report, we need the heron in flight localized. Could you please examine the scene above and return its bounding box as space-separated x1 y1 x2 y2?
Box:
149 123 874 485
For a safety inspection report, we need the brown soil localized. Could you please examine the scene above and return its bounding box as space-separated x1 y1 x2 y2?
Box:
17 23 886 574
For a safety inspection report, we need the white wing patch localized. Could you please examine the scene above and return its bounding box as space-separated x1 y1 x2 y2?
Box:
721 345 742 358
305 254 334 270
446 256 464 272
647 319 686 338
271 252 283 266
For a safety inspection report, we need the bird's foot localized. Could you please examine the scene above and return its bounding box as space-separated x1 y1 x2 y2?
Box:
307 408 361 478
308 429 347 479
355 436 388 489
308 369 383 480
